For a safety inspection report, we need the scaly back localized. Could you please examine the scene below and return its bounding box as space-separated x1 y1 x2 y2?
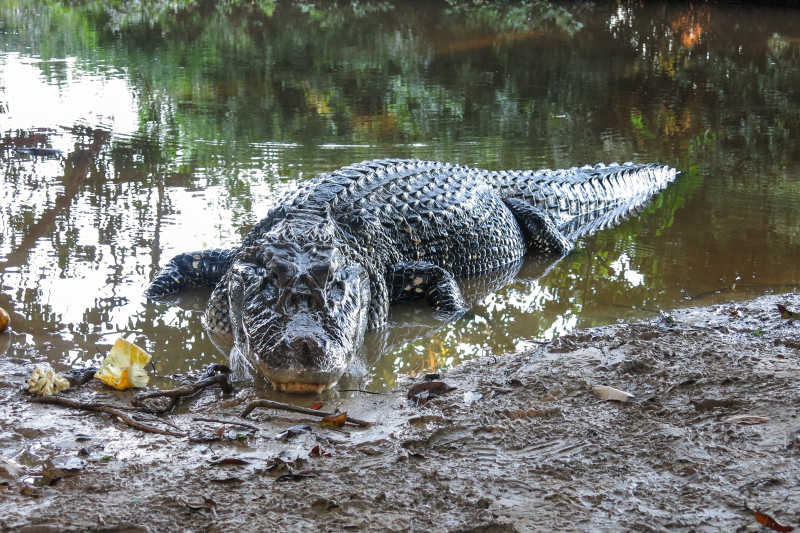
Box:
485 162 678 240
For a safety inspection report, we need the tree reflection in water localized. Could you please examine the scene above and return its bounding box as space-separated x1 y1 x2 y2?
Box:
1 1 800 390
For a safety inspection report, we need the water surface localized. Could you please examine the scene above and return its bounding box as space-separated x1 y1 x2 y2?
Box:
2 1 800 390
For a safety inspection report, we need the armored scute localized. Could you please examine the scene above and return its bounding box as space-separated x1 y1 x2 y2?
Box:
147 159 677 392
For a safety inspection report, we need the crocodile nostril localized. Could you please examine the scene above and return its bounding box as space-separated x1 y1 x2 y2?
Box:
287 337 323 366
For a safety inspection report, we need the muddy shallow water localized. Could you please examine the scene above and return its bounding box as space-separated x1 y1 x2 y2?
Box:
1 293 798 532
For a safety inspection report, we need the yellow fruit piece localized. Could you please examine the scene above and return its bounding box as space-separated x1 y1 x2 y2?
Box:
95 338 152 390
0 307 9 333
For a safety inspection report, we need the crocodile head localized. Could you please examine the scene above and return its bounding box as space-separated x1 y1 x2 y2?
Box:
225 218 370 393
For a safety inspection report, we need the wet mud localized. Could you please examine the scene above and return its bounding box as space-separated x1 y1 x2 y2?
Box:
1 293 798 532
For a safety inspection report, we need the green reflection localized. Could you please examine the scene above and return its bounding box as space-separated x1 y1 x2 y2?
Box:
1 1 800 390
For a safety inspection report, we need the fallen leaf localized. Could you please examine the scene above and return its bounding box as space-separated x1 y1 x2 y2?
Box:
723 414 769 425
407 381 457 404
592 385 635 402
320 412 347 428
308 445 332 458
310 402 323 410
777 304 800 321
754 511 795 532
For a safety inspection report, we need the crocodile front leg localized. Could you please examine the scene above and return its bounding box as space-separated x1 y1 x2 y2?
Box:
203 275 233 338
504 198 573 255
388 261 468 320
146 248 236 299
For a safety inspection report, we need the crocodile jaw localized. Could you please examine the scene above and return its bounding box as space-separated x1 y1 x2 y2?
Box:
255 362 341 394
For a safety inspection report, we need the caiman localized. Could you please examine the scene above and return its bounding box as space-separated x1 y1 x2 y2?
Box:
146 159 677 393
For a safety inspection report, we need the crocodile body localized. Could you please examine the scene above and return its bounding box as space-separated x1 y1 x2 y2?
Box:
146 159 677 392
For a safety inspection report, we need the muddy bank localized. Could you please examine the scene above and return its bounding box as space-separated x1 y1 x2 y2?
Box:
1 293 798 532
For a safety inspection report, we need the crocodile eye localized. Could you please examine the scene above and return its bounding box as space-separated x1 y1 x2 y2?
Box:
261 276 278 301
233 263 257 280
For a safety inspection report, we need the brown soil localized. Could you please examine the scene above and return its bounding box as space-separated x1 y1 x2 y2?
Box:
1 293 798 532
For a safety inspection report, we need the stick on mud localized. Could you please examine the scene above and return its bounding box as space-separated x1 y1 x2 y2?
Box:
240 399 372 427
30 395 186 437
132 370 233 414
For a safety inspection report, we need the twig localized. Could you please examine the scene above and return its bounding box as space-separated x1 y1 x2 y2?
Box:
132 372 233 415
240 399 372 427
339 389 385 395
30 396 185 437
191 417 260 431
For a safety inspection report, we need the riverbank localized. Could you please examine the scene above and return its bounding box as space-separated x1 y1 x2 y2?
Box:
1 293 798 532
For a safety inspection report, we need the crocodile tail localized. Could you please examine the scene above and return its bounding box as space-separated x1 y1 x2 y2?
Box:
488 162 678 239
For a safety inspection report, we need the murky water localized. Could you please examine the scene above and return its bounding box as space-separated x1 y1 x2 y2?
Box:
2 1 800 390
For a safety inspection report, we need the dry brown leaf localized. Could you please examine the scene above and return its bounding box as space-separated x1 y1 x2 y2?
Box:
309 444 332 457
776 304 800 321
407 381 457 404
754 511 795 532
320 412 347 428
